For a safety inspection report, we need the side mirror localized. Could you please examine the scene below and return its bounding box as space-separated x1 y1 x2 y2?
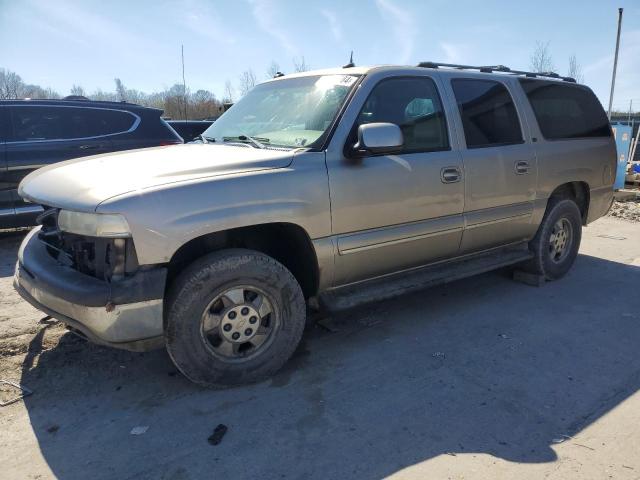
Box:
353 122 403 156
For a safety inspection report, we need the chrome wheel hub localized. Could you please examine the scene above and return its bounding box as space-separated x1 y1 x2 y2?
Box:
220 304 260 343
548 218 572 263
200 286 277 360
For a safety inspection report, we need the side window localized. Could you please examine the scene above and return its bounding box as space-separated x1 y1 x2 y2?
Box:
451 79 523 148
84 109 136 136
11 107 66 141
354 77 449 153
10 107 136 141
0 108 8 142
519 80 611 139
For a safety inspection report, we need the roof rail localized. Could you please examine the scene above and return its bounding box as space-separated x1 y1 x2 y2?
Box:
416 62 576 83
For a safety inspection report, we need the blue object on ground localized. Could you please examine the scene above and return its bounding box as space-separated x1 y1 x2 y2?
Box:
612 124 632 189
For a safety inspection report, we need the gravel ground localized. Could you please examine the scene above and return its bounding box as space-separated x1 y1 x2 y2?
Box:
2 218 640 479
608 199 640 222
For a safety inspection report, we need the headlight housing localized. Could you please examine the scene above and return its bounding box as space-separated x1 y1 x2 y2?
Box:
57 210 131 238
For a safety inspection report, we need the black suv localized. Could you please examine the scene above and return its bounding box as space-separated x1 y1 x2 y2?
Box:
0 99 182 228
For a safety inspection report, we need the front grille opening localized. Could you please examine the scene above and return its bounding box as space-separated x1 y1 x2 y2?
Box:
36 207 138 281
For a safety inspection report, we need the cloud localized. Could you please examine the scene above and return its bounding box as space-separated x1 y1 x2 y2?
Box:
248 0 297 56
583 29 640 106
440 43 465 64
320 9 343 43
181 5 236 46
25 0 139 48
375 0 417 64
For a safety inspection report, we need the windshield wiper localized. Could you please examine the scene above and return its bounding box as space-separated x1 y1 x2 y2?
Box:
223 134 269 149
195 134 216 144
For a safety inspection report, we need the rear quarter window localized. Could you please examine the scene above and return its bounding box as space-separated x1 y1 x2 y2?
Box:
83 108 137 136
519 80 611 140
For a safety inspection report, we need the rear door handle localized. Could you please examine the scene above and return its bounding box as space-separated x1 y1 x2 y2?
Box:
515 161 530 175
440 167 462 184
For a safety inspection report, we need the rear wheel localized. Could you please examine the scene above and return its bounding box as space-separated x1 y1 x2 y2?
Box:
165 249 306 387
523 198 582 280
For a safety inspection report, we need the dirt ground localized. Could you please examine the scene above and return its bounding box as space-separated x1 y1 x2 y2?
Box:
1 217 640 480
608 198 640 223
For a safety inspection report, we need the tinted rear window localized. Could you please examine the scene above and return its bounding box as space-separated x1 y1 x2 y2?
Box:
10 106 136 141
519 80 611 140
451 79 523 148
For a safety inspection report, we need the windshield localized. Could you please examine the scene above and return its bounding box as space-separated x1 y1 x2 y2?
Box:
202 74 359 149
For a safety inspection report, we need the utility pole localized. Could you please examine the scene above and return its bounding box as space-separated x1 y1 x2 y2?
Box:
181 44 188 121
628 99 633 124
607 8 623 120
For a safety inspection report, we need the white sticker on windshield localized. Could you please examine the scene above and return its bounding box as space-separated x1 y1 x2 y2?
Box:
339 75 357 86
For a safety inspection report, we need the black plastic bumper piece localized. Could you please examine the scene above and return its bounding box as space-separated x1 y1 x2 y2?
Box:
18 230 167 308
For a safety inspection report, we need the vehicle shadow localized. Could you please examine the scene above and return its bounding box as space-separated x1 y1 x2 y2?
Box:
16 253 640 479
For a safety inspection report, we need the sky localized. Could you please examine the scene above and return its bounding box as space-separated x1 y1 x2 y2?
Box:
0 0 638 110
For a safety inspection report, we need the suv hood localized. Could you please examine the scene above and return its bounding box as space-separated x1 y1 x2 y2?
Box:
19 144 295 211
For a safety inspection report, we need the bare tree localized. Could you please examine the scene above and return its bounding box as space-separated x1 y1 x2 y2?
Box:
2 68 223 117
0 68 24 99
567 54 584 83
292 56 309 73
530 41 555 73
90 89 117 102
190 89 221 120
238 69 257 97
70 85 85 97
114 78 127 102
266 60 281 78
223 79 235 103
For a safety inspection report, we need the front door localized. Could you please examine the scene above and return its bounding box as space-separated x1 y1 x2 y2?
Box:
446 77 538 253
326 75 464 286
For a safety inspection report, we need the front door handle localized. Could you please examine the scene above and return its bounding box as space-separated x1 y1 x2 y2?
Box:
441 167 461 184
79 144 102 150
515 160 530 175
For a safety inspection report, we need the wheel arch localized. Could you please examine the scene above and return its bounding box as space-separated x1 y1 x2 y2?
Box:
548 181 590 225
166 222 320 299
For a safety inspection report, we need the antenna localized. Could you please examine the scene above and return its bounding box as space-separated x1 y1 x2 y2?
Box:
607 8 624 120
343 51 355 68
181 44 188 121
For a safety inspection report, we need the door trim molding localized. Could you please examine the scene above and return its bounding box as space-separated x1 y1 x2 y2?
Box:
464 201 533 230
337 215 463 255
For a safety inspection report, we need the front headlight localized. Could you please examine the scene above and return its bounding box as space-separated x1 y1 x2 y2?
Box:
57 210 131 238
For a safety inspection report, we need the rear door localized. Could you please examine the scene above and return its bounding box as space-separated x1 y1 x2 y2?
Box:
6 105 118 212
446 77 538 253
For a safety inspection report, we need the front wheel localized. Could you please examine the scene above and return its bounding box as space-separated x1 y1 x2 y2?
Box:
164 249 306 387
523 198 582 280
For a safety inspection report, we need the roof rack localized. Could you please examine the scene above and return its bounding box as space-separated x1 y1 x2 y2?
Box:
416 62 576 83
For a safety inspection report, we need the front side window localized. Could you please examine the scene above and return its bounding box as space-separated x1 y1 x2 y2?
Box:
0 107 8 142
11 106 66 141
451 79 523 148
202 74 359 149
519 80 611 140
353 77 449 153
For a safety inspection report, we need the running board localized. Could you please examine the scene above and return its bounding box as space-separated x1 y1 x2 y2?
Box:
320 244 533 313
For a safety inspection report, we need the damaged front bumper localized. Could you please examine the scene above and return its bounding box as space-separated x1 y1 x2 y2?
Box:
13 228 166 351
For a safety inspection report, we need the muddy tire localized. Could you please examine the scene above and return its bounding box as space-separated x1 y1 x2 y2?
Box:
522 198 582 280
164 249 306 387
